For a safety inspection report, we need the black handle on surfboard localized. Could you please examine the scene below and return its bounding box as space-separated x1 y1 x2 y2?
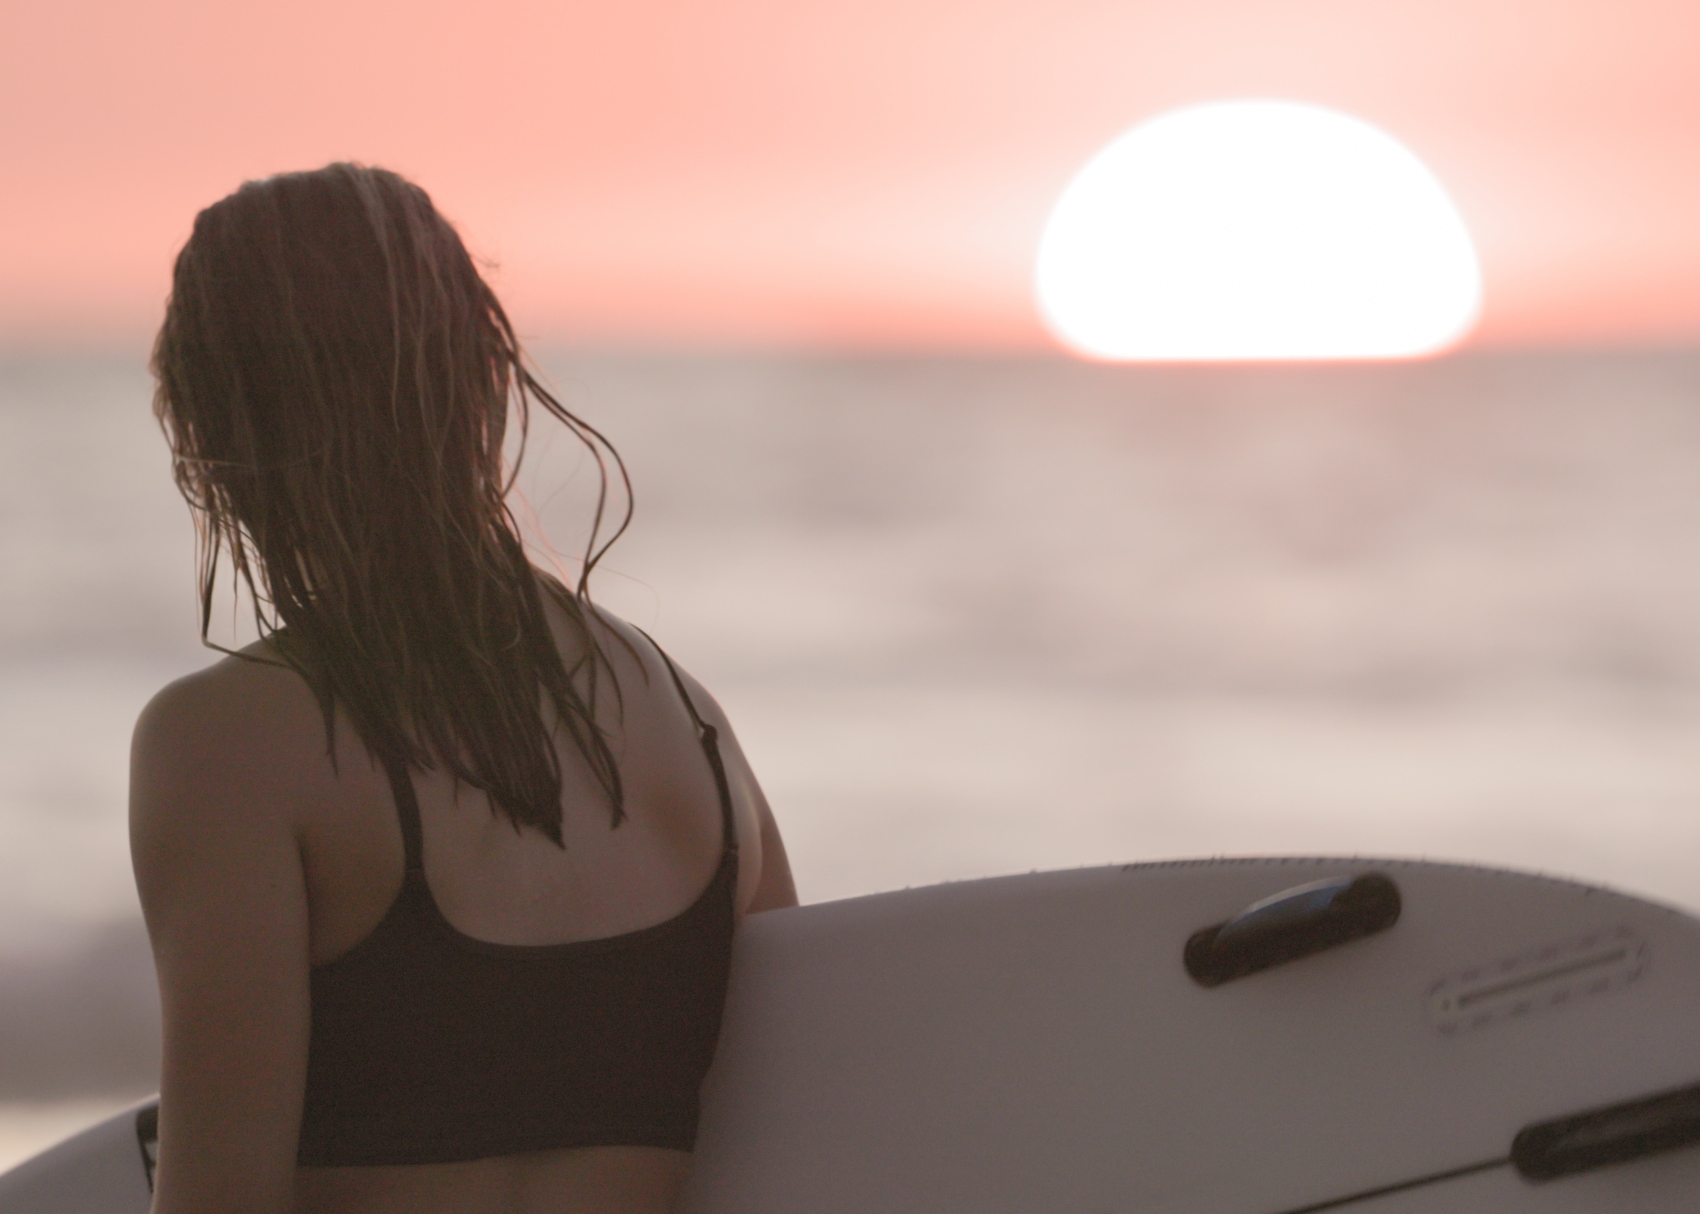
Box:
1512 1080 1700 1181
1184 872 1401 987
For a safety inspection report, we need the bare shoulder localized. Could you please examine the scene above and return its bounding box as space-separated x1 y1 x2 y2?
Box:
131 643 333 840
140 638 324 732
586 605 800 915
585 607 731 729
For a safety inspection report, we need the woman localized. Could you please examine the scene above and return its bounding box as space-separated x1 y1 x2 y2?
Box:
130 163 797 1214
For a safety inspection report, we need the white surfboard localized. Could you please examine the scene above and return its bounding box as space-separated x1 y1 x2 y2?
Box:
0 1099 154 1214
681 859 1700 1213
4 858 1698 1213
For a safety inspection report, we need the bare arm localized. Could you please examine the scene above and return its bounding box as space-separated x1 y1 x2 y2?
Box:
130 669 314 1214
737 761 798 914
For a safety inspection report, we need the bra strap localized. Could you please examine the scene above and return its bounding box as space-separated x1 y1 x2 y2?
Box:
638 629 739 855
380 752 426 873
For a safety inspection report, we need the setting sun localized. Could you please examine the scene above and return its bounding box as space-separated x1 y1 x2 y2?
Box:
1035 100 1483 361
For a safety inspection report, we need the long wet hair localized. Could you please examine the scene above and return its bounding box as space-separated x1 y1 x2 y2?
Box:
151 163 631 843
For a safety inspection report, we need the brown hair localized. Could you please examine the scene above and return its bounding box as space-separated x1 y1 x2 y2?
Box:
151 163 630 843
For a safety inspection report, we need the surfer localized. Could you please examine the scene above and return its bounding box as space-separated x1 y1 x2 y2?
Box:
129 163 797 1214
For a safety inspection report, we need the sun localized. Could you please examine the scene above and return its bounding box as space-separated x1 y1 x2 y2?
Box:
1034 100 1482 361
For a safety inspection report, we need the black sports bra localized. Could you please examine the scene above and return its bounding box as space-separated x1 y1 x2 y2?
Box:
296 646 738 1167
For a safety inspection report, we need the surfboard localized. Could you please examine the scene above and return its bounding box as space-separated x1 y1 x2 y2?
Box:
3 858 1697 1213
0 1098 154 1214
681 858 1700 1213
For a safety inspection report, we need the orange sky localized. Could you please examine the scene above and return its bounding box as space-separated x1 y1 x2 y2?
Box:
3 0 1699 351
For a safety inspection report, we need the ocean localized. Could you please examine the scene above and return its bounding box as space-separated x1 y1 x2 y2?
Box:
3 347 1699 1166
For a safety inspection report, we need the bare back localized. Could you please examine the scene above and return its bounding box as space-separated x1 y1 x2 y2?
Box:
131 592 796 1214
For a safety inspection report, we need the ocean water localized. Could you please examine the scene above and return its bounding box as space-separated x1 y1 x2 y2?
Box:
3 348 1700 1162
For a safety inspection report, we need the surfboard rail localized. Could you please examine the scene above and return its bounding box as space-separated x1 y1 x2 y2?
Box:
4 856 1698 1213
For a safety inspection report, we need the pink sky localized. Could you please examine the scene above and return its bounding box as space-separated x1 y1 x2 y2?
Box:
4 0 1699 351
